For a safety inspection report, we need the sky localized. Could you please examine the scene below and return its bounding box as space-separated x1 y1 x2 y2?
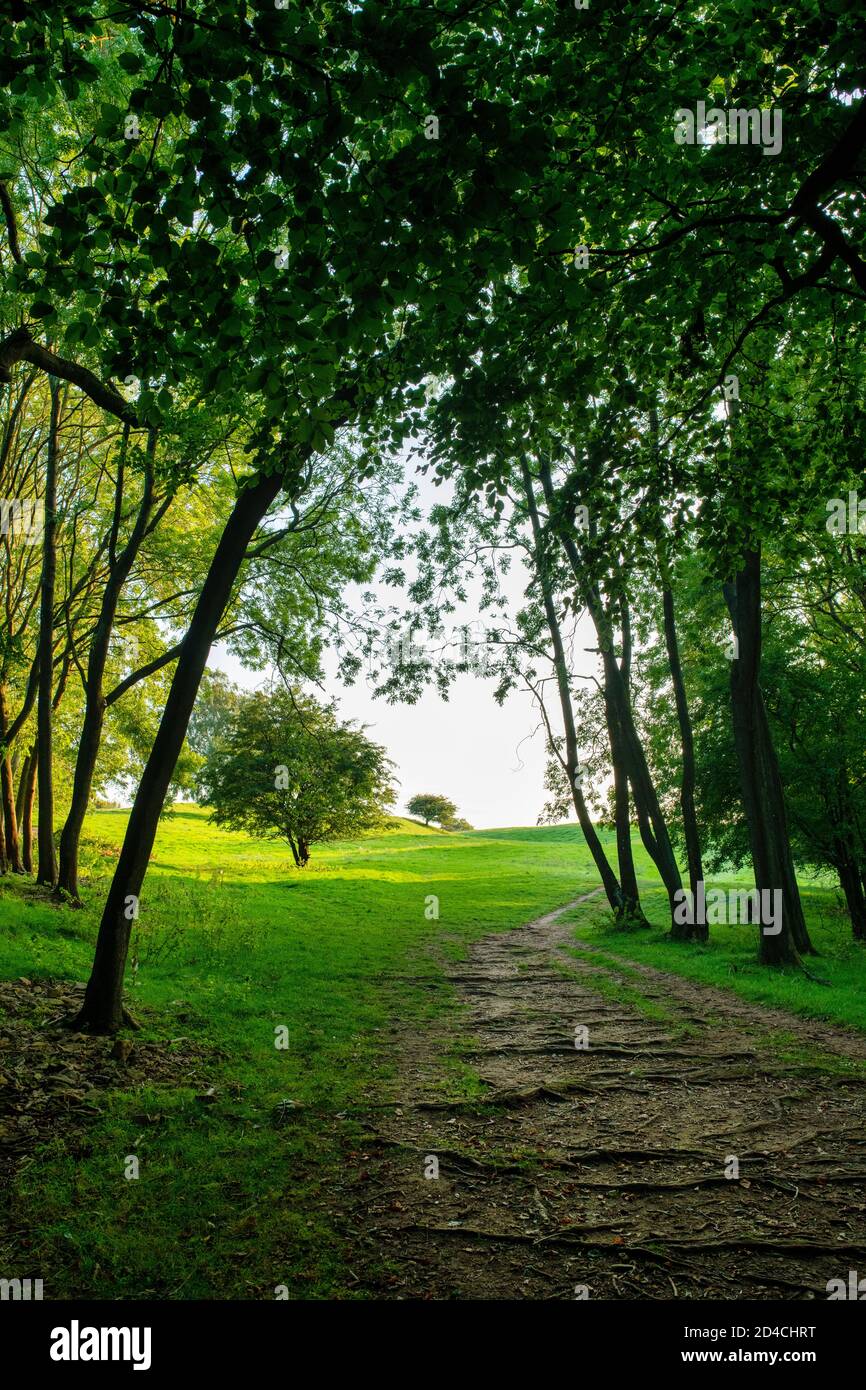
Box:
210 567 556 832
208 451 599 830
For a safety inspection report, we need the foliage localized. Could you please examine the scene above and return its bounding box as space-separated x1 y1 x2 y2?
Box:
200 687 396 866
406 792 459 827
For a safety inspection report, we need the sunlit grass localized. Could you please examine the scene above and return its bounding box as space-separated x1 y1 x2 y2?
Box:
0 805 598 1299
0 806 860 1299
564 881 866 1033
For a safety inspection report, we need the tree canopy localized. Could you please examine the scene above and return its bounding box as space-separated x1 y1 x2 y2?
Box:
201 686 395 867
406 793 459 828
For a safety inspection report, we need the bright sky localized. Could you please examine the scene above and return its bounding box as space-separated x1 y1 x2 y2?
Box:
211 660 565 830
324 644 550 832
211 585 554 832
210 452 598 830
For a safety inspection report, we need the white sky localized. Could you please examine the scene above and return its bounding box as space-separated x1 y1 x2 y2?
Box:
209 451 598 829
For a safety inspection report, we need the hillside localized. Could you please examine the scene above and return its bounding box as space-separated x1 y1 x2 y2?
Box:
0 809 862 1302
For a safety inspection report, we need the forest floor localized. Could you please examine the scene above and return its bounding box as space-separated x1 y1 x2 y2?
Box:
2 812 866 1300
329 890 866 1300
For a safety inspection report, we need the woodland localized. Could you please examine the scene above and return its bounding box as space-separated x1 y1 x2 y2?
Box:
0 0 865 1312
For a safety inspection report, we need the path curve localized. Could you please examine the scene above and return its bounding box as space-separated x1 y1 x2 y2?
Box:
335 891 866 1299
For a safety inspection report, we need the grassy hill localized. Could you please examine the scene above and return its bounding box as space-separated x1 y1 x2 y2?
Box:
0 807 606 1299
0 806 860 1299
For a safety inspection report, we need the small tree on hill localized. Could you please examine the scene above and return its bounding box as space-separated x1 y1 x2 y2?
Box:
201 688 395 867
407 793 459 828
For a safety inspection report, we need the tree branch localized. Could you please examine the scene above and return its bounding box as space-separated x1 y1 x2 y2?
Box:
0 327 138 425
0 182 22 264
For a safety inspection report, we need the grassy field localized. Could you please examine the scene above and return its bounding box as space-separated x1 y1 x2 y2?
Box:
566 874 866 1034
0 807 600 1299
0 806 861 1298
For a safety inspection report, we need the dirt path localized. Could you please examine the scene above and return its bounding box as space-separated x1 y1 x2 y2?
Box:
337 892 866 1299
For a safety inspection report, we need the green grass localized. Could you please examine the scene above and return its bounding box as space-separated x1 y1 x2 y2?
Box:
0 806 601 1299
552 953 687 1027
0 807 862 1299
563 878 866 1034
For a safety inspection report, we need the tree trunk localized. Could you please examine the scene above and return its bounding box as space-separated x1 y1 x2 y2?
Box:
598 640 683 909
520 459 623 912
57 427 156 902
605 708 644 921
15 744 34 826
607 599 648 925
612 750 639 907
0 685 23 873
660 577 705 940
21 746 36 874
723 548 814 964
834 846 866 940
71 471 283 1033
537 457 682 920
36 382 61 887
829 775 865 941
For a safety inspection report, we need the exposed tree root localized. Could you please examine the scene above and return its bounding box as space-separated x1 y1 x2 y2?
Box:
63 1005 141 1035
409 1146 866 1190
417 1085 572 1110
403 1224 866 1258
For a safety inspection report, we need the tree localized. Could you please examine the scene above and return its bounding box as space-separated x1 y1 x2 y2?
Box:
406 793 458 828
35 380 61 885
0 3 519 1027
185 671 243 802
201 687 395 868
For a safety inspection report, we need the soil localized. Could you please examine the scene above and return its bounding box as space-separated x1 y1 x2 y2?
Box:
0 978 211 1183
332 891 866 1300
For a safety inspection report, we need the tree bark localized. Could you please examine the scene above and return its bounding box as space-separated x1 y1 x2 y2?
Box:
20 745 36 875
520 459 623 912
723 548 815 963
0 685 23 872
607 599 647 924
830 775 865 941
71 470 283 1033
611 738 641 912
659 573 705 940
36 381 61 886
15 744 33 826
835 848 866 941
57 427 158 902
598 632 684 912
536 459 683 921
